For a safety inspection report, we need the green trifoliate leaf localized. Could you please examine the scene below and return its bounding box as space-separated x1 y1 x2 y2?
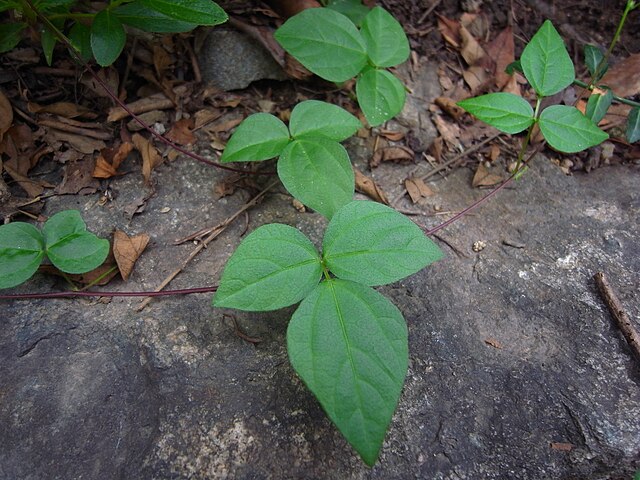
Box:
356 68 406 127
584 44 608 81
287 278 408 466
114 2 198 32
627 107 640 143
325 0 370 27
139 0 227 25
42 210 109 274
323 200 443 286
220 113 290 163
538 105 608 153
213 224 322 311
278 138 354 219
68 22 93 61
585 89 613 124
0 23 26 53
457 93 534 134
90 10 126 66
521 20 574 97
0 223 45 289
274 8 368 82
289 100 361 141
360 7 409 68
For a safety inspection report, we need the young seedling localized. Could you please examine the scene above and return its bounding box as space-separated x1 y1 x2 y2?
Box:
1 0 227 66
221 100 362 218
0 210 109 289
213 200 443 465
458 20 608 158
274 6 409 126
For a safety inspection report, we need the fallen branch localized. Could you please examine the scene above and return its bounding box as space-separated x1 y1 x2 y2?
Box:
594 271 640 363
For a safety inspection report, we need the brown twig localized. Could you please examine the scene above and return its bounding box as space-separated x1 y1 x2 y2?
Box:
136 180 278 311
594 272 640 363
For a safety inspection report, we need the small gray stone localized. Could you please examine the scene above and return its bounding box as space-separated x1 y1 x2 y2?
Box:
198 28 287 91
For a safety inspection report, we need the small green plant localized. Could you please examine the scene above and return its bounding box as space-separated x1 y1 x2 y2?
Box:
221 99 362 218
0 210 109 289
458 13 640 158
213 200 443 465
0 0 227 66
274 6 409 127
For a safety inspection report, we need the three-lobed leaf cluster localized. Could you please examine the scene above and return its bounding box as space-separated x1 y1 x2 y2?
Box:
213 200 443 465
458 20 609 153
0 210 109 289
275 6 410 126
221 100 362 219
1 0 228 66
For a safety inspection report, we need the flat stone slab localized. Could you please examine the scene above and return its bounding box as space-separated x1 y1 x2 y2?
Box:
1 147 639 479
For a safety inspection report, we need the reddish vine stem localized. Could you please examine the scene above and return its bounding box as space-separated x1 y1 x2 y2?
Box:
0 286 217 300
23 0 272 176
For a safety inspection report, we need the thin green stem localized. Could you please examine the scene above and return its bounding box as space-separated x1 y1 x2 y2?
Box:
78 265 119 291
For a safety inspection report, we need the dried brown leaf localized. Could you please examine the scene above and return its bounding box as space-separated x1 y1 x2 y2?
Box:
44 129 106 155
485 26 516 89
405 177 434 203
107 93 174 122
92 142 133 179
434 96 465 120
484 338 503 349
378 129 406 141
354 167 389 204
472 163 503 188
166 118 195 146
132 133 163 184
433 115 462 149
550 443 574 452
113 230 150 281
371 146 414 168
459 24 485 65
601 53 640 98
28 101 93 119
55 158 100 195
436 14 460 48
0 89 13 142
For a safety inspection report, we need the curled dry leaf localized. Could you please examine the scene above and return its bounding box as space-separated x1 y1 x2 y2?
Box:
437 15 461 48
434 97 466 120
405 177 434 203
485 26 516 90
459 24 486 66
378 129 406 142
371 146 414 168
113 230 150 281
433 115 462 150
601 53 640 98
354 167 389 205
0 89 13 142
93 142 133 179
166 118 196 146
472 162 503 188
132 133 163 184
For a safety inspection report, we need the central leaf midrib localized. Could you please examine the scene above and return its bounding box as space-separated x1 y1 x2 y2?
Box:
327 280 367 438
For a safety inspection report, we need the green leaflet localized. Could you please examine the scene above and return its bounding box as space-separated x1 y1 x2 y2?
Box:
139 0 227 25
356 68 406 127
114 2 198 33
627 107 640 143
457 93 534 134
584 44 608 81
0 23 26 53
0 223 45 289
360 7 409 68
278 138 354 219
287 279 408 466
521 20 574 97
539 105 608 153
213 224 322 311
325 0 370 26
42 210 110 274
220 113 290 163
323 201 443 286
274 8 368 82
289 100 362 141
585 90 613 125
68 22 93 61
90 9 126 66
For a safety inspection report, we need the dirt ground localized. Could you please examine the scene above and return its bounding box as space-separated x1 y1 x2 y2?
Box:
1 1 639 479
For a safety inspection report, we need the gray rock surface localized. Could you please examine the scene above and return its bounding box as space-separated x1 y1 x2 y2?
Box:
1 147 639 479
198 28 287 91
